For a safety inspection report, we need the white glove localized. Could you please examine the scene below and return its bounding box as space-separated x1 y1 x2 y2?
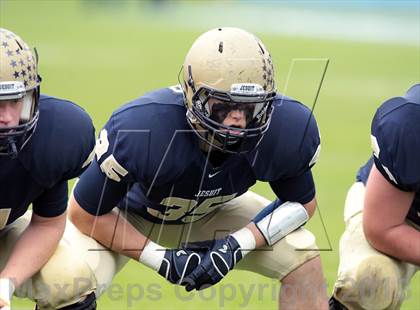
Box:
0 278 14 310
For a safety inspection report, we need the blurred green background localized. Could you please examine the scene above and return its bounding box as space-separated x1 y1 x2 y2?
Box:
1 0 418 309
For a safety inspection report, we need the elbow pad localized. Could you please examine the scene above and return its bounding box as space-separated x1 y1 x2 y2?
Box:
254 201 309 246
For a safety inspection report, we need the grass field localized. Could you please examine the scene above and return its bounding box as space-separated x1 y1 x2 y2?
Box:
1 1 419 309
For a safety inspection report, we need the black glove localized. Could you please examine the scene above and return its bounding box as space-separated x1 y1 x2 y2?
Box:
157 248 203 285
182 235 243 291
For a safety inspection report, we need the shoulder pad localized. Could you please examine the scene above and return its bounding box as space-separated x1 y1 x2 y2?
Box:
19 95 95 187
371 96 420 191
251 96 320 181
95 91 196 184
115 86 185 115
404 83 420 104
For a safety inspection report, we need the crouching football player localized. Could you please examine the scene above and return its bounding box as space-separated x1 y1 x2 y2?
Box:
330 84 420 310
69 27 328 309
0 29 97 309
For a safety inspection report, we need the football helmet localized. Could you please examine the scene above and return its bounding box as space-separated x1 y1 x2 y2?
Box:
182 27 276 153
0 28 41 157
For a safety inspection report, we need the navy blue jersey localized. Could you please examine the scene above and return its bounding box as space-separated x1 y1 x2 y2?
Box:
75 86 320 223
357 84 420 225
0 95 95 228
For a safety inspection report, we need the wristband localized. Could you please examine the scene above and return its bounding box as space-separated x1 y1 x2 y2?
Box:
231 227 256 256
0 278 14 308
139 241 166 271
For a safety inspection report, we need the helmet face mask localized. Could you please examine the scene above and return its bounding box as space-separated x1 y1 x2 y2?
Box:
182 27 276 154
187 83 275 153
0 28 41 158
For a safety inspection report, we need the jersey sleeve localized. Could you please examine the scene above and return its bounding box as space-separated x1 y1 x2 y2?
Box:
19 96 96 216
19 96 96 187
73 159 132 215
73 92 192 215
73 115 136 215
268 103 321 204
60 106 96 181
32 180 68 217
269 169 316 204
371 99 420 192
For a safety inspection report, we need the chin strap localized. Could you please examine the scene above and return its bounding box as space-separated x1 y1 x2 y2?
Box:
8 137 18 159
0 137 19 158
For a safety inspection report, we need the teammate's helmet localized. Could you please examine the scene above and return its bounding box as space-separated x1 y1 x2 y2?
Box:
0 28 41 157
182 27 276 153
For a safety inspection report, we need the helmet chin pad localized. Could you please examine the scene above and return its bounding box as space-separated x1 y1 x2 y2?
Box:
186 83 274 154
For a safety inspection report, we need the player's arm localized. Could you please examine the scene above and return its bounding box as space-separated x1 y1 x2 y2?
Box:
0 180 68 304
239 193 316 249
238 139 319 247
69 193 147 260
69 153 203 285
183 198 314 291
69 191 202 285
248 111 320 247
366 102 420 265
363 165 420 265
0 213 66 287
249 197 315 247
0 213 65 309
183 170 316 291
184 117 320 291
237 197 315 250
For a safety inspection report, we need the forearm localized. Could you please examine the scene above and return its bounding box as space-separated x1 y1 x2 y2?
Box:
245 223 266 248
233 212 308 253
0 214 65 288
249 200 311 247
367 223 420 265
182 202 311 291
69 203 148 260
364 166 419 265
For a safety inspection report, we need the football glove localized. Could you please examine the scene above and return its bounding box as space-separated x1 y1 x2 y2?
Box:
183 229 254 291
139 241 203 285
158 247 203 284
